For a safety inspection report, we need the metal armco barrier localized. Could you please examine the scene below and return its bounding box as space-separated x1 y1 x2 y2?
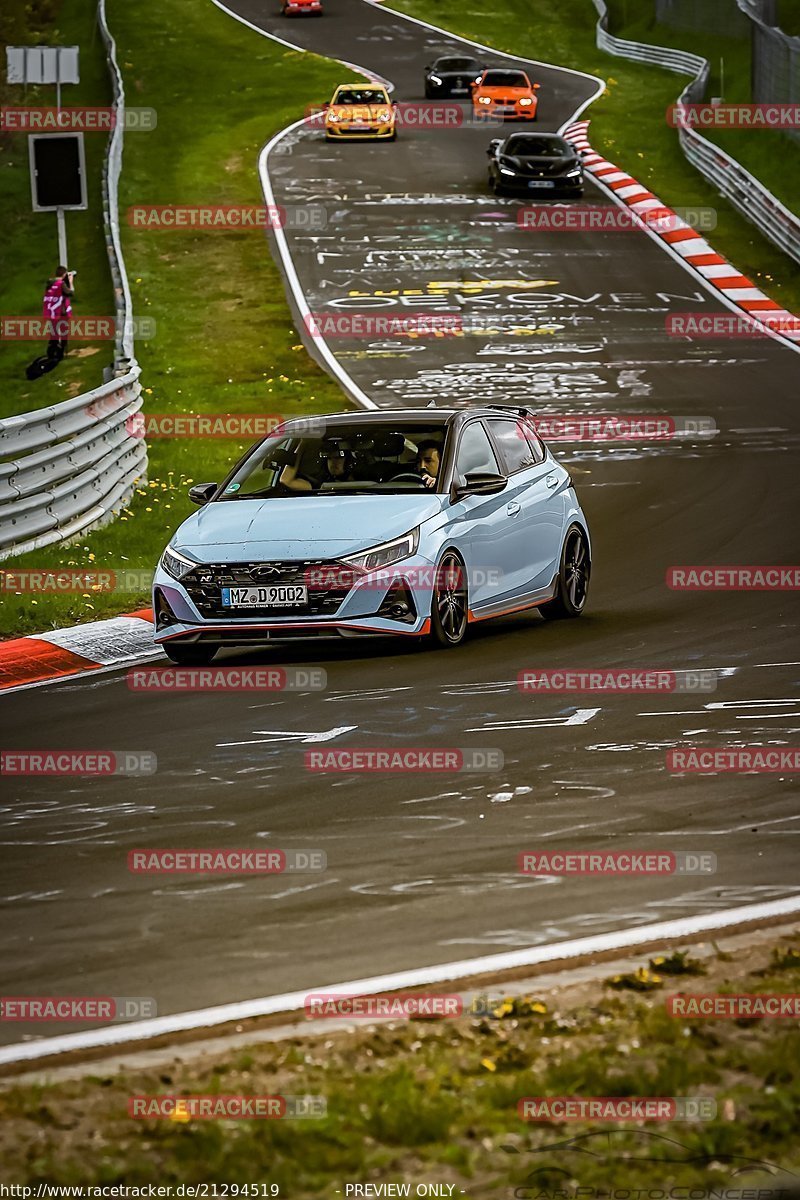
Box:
0 371 147 555
0 0 147 561
592 0 800 266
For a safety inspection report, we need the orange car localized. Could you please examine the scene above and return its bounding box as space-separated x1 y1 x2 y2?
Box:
471 68 540 122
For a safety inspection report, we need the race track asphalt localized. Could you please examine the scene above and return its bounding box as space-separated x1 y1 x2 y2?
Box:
1 0 798 1046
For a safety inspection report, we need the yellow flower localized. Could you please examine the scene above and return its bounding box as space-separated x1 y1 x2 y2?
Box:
481 1058 497 1072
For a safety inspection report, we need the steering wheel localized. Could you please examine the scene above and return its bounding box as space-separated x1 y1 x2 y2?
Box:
391 471 425 484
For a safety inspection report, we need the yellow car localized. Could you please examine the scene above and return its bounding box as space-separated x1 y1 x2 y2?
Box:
324 84 396 141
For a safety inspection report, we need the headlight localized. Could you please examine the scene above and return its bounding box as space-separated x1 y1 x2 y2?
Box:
519 97 533 106
565 166 582 177
377 109 392 121
500 166 516 176
326 111 340 122
160 546 198 581
341 528 419 574
478 96 491 105
429 74 442 85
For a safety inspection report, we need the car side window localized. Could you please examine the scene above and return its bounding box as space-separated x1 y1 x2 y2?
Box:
456 421 501 477
521 421 546 464
487 419 536 473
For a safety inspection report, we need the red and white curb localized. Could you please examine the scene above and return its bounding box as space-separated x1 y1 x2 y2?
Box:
0 609 158 693
564 119 800 349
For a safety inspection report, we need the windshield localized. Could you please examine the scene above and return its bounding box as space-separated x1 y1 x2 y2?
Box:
219 423 449 499
334 89 389 106
505 135 568 157
436 57 480 71
482 70 530 87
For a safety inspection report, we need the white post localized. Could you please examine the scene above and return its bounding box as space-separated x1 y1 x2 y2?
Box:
57 207 67 266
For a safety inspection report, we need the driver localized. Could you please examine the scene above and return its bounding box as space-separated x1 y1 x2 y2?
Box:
416 440 441 490
320 445 354 484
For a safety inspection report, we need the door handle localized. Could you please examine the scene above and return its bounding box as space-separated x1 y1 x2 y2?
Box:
545 474 559 489
506 501 521 516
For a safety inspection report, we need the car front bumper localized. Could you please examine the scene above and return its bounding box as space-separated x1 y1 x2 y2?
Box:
474 102 538 121
495 172 584 193
152 554 436 647
325 123 395 139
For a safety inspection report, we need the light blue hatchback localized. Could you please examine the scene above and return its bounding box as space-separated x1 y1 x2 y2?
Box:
152 405 591 663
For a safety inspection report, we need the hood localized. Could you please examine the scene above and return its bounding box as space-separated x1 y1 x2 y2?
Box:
172 493 444 562
481 86 532 97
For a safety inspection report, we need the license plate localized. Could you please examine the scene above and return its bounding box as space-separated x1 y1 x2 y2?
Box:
528 180 556 188
221 585 308 608
349 124 371 131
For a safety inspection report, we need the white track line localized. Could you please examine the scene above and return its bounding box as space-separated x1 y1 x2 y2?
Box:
2 895 798 1066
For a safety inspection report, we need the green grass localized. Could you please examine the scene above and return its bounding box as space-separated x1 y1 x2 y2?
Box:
1 937 798 1192
389 0 800 315
0 0 116 413
609 0 800 221
777 0 800 33
0 0 362 639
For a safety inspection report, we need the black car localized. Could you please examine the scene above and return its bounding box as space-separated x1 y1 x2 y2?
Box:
486 132 585 197
424 54 485 98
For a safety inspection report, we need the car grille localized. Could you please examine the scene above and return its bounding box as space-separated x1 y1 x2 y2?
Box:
181 561 347 619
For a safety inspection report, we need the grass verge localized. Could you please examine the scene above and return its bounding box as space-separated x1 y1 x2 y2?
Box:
0 0 116 413
1 934 798 1191
389 0 800 314
0 0 360 639
609 0 800 219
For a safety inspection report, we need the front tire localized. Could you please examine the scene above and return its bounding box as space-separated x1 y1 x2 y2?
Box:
163 642 218 665
539 525 590 620
430 550 469 647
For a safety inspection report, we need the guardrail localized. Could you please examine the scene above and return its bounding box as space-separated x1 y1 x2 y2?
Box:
591 0 800 266
0 0 147 561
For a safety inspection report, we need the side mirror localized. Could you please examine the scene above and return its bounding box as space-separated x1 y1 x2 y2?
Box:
533 82 541 90
321 100 329 109
450 472 506 501
189 482 218 505
487 138 502 156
